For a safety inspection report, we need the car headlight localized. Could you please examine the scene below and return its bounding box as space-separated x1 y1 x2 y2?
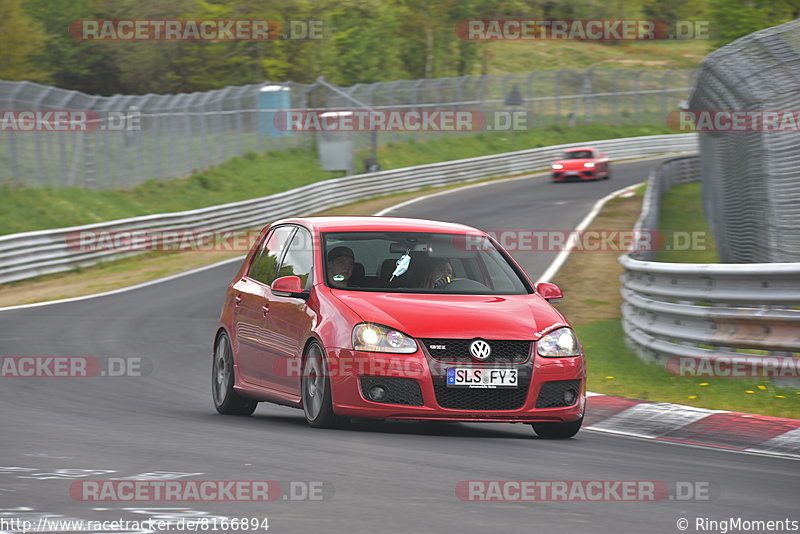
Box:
352 323 417 354
552 163 564 170
537 327 581 357
583 162 595 168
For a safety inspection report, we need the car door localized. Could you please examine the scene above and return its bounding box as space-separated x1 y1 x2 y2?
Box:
263 226 315 394
232 225 296 388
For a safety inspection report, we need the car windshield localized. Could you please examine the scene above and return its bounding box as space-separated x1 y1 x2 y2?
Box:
562 150 593 159
322 231 530 295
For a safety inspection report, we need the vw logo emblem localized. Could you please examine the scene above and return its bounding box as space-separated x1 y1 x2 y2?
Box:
469 339 491 361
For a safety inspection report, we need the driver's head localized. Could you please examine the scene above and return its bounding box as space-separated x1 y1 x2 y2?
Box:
430 259 454 280
424 258 454 288
327 246 355 285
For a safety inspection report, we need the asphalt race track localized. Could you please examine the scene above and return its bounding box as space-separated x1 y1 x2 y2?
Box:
0 156 796 534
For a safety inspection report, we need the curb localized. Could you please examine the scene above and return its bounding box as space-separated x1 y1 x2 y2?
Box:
584 393 800 459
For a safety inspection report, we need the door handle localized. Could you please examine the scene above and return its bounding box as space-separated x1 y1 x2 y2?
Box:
234 294 242 307
262 304 270 317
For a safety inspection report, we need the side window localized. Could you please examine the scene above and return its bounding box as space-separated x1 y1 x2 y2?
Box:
249 226 295 285
276 227 314 289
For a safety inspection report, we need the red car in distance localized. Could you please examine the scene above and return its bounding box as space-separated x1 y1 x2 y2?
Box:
551 147 610 182
212 217 586 438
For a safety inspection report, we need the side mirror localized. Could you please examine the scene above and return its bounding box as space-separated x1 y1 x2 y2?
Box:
271 276 309 299
536 282 563 302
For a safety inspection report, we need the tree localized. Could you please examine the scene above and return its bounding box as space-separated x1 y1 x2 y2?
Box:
0 0 49 81
322 0 407 85
398 0 459 78
24 0 121 94
708 0 796 49
642 0 705 27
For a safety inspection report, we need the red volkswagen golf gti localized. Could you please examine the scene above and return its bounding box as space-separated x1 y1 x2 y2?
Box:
212 217 586 438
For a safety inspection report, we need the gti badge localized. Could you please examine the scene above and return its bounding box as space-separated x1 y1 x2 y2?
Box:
469 339 491 361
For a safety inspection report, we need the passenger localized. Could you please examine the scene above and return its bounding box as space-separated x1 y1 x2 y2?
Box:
422 258 454 289
327 246 355 287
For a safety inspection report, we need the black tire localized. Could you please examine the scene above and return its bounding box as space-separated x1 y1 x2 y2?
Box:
301 341 348 429
531 417 583 439
212 332 257 416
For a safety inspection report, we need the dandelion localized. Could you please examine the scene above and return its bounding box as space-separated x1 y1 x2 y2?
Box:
688 395 698 400
775 395 786 399
745 390 755 394
699 382 709 387
757 385 767 390
604 376 615 379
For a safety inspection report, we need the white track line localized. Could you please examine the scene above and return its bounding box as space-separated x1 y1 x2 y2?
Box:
535 182 643 284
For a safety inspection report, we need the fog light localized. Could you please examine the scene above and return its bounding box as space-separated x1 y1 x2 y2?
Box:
563 389 577 405
369 385 387 402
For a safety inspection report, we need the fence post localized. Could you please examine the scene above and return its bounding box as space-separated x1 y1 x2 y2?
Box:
633 70 644 123
31 86 52 187
660 70 672 117
5 82 29 186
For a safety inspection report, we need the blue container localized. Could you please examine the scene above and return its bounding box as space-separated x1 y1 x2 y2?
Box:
259 85 291 138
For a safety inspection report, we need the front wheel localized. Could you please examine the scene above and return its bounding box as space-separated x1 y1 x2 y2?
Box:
302 341 347 429
531 417 583 439
212 332 257 416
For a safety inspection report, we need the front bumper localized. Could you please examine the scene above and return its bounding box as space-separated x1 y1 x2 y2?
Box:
552 170 596 181
326 347 585 423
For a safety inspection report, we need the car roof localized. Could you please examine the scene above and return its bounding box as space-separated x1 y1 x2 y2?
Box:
563 147 596 152
272 216 484 235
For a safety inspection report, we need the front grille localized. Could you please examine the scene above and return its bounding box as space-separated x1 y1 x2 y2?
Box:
433 382 529 411
359 376 424 406
422 339 531 364
432 370 531 411
535 380 581 408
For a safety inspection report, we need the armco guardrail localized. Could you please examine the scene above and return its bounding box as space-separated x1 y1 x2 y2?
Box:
620 156 800 381
0 133 696 284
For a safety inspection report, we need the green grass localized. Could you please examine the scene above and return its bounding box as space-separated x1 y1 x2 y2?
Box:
0 123 675 236
655 182 719 263
577 319 800 419
487 39 709 73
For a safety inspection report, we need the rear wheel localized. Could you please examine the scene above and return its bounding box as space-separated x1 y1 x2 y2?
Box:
212 332 257 416
302 341 347 429
531 417 583 439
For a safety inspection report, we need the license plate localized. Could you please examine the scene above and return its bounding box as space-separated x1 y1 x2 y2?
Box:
446 368 518 389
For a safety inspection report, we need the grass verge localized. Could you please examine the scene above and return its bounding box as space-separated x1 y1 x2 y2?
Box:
550 186 799 418
0 123 674 236
487 39 708 73
655 182 719 263
576 320 800 419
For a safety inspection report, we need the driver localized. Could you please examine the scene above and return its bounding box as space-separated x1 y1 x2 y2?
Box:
327 246 355 287
422 258 454 289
